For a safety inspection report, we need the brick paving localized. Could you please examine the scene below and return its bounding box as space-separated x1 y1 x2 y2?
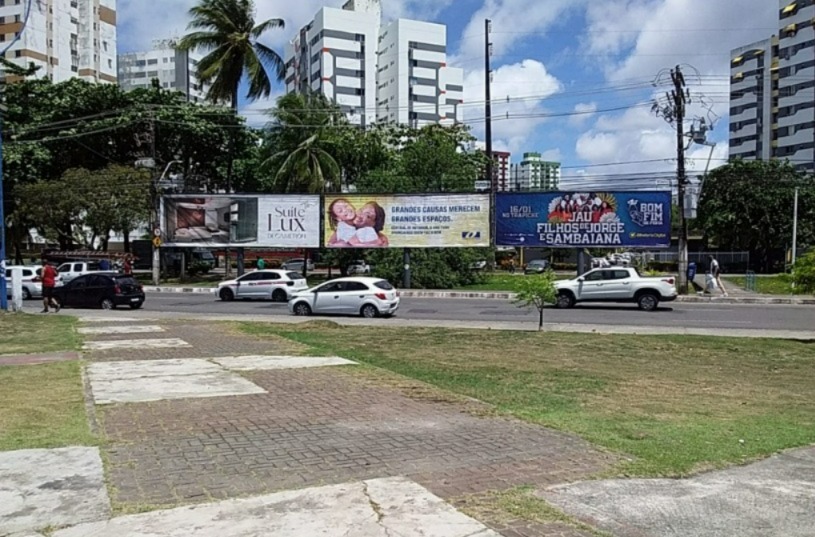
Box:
81 320 302 361
84 320 619 536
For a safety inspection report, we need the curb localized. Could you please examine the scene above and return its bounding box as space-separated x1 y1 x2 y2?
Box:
141 286 815 305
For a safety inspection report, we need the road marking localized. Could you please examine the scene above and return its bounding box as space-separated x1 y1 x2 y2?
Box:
78 325 165 335
78 316 159 322
82 338 190 351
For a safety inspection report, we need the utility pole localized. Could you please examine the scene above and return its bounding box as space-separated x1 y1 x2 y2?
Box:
149 111 161 286
792 186 799 267
671 66 689 294
485 18 495 249
0 112 7 311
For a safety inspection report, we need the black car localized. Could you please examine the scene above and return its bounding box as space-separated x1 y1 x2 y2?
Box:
54 273 145 310
524 259 550 274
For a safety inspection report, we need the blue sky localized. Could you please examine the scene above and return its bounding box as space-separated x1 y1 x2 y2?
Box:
118 0 778 187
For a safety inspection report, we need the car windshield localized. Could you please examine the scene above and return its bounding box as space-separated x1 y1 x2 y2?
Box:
286 272 303 280
374 280 394 290
530 260 545 266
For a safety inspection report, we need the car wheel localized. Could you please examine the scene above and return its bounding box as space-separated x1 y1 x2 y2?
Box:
219 288 234 301
100 298 115 310
129 301 143 310
272 289 287 303
22 287 31 300
637 292 659 312
556 291 575 309
361 304 379 318
293 302 312 316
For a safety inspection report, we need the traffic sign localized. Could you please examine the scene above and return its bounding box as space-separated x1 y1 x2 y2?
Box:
153 227 161 237
152 237 162 248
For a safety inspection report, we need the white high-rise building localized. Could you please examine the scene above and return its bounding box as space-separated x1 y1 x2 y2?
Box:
0 0 117 84
118 39 210 103
284 0 464 127
511 153 561 191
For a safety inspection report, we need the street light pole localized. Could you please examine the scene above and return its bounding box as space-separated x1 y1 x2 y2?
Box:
792 186 799 267
0 112 7 311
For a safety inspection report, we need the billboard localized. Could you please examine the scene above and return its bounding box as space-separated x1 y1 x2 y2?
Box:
161 195 321 248
324 194 490 248
496 191 671 248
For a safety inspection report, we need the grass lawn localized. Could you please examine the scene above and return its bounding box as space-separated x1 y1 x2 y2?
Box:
242 323 815 477
725 274 808 295
457 273 570 292
0 312 81 355
0 360 96 451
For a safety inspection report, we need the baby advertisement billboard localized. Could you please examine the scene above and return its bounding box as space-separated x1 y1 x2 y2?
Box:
496 191 671 248
324 194 490 248
161 195 321 248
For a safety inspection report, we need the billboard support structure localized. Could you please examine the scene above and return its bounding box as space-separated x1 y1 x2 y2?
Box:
403 248 411 289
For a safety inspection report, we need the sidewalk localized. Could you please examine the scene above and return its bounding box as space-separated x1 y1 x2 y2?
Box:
140 285 815 305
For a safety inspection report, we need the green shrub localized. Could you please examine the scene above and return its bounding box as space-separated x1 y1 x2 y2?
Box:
792 251 815 294
367 248 489 289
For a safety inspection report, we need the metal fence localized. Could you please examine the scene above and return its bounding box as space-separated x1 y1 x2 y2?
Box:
644 251 751 274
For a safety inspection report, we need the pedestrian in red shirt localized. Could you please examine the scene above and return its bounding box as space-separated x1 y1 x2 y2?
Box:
40 260 60 313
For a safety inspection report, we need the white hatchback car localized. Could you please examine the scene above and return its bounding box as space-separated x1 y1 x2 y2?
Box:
288 277 400 318
217 270 308 302
5 265 44 300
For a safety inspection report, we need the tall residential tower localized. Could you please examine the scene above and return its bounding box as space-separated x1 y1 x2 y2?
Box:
118 39 210 102
0 0 116 83
284 0 464 127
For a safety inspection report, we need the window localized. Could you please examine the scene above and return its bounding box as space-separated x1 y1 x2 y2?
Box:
14 50 21 57
162 57 168 63
583 271 605 282
103 41 108 51
147 58 158 65
239 273 263 282
135 59 146 67
108 58 112 68
147 70 158 77
374 281 393 290
345 282 369 292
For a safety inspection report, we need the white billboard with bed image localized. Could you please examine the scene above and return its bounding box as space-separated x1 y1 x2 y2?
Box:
161 195 319 248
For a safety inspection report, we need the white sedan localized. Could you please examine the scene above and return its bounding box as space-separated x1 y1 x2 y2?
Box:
288 277 400 318
217 270 308 302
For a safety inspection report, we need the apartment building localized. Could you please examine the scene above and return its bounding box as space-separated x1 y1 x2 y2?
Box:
0 0 116 83
511 153 561 191
729 38 775 162
729 1 815 171
776 0 815 170
284 0 464 127
119 39 210 102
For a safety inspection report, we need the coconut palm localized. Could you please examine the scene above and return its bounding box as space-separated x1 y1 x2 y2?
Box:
263 93 344 193
178 0 285 110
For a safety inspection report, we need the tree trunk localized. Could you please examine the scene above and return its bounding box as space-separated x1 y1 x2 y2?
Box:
538 308 544 331
123 229 131 253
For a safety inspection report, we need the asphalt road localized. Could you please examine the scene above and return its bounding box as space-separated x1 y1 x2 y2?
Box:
136 293 815 332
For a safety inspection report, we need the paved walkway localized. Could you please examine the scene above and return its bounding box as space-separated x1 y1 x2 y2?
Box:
76 318 615 537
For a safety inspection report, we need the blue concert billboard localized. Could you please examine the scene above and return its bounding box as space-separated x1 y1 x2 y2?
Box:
496 191 672 248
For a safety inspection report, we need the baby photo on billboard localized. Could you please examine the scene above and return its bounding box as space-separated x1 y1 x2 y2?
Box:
327 198 389 248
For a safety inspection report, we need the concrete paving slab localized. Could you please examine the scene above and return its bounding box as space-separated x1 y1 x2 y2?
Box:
78 317 158 323
210 355 356 371
87 359 224 382
90 371 266 405
78 325 165 335
540 446 815 537
52 477 499 537
0 447 110 535
82 338 190 351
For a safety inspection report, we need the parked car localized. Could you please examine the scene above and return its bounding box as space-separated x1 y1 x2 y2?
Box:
554 267 677 311
524 259 550 274
217 270 308 302
56 261 105 283
53 273 145 310
288 277 400 318
469 260 487 271
281 258 315 272
4 265 48 300
347 260 371 275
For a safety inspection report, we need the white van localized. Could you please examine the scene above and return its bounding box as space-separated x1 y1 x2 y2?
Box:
56 261 106 283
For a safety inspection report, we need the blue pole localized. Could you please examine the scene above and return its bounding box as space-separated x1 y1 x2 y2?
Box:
0 113 7 311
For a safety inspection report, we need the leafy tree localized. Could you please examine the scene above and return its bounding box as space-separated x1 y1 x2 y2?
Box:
261 93 344 193
178 0 285 109
514 271 558 331
697 159 815 272
369 248 486 289
792 250 815 294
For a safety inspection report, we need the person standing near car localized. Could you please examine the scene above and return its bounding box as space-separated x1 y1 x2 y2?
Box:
40 260 60 313
256 258 266 270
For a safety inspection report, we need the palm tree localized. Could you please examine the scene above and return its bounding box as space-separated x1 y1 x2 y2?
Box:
263 93 344 194
178 0 285 110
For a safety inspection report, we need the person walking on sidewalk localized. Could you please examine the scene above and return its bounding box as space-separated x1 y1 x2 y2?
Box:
40 260 60 313
709 255 728 297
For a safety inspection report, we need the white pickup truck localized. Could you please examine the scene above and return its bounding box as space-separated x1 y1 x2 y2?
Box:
554 267 677 311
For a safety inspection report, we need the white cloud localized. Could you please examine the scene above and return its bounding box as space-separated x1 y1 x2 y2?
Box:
569 102 597 126
240 94 277 127
463 59 562 157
